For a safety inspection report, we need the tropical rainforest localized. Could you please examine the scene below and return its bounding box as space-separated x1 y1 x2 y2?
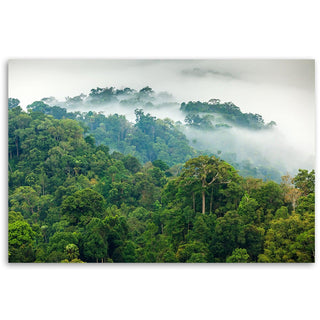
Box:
8 87 315 263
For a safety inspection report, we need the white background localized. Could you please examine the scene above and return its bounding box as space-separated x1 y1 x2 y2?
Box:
1 1 319 319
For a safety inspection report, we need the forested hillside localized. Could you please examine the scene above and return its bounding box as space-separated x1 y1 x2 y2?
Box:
12 86 287 182
24 99 197 166
8 101 315 263
181 100 277 129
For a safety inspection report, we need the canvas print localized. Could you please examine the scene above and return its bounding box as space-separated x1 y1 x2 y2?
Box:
8 59 315 263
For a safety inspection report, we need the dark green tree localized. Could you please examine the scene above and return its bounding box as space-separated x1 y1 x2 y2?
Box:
61 188 105 225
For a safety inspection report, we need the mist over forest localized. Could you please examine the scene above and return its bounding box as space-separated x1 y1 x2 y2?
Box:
20 83 314 182
8 60 315 264
9 60 315 182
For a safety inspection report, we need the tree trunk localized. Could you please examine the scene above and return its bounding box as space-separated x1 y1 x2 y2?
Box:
202 190 206 214
15 138 19 157
41 180 45 196
192 192 195 212
209 187 214 213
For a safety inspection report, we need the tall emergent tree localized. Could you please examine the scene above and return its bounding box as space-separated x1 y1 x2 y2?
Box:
180 155 235 214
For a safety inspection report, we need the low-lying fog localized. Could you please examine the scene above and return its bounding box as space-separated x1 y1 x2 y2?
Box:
8 59 315 175
70 100 314 174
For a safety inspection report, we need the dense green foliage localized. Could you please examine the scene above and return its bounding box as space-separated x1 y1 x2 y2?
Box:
24 86 285 182
25 101 197 166
42 86 178 110
8 101 315 263
25 98 283 181
181 99 277 129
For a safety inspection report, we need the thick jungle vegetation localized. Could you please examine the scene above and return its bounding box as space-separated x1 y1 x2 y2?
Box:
20 89 285 182
181 99 277 130
8 98 315 263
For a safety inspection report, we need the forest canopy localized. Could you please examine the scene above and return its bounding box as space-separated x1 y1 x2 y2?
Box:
8 95 315 263
181 100 277 130
10 89 284 182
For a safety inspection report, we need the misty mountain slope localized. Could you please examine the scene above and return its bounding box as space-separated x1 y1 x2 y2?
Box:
179 100 310 181
10 84 312 182
181 100 277 130
181 126 288 181
21 99 198 167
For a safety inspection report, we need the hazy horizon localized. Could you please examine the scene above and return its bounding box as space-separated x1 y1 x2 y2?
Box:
8 59 316 172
